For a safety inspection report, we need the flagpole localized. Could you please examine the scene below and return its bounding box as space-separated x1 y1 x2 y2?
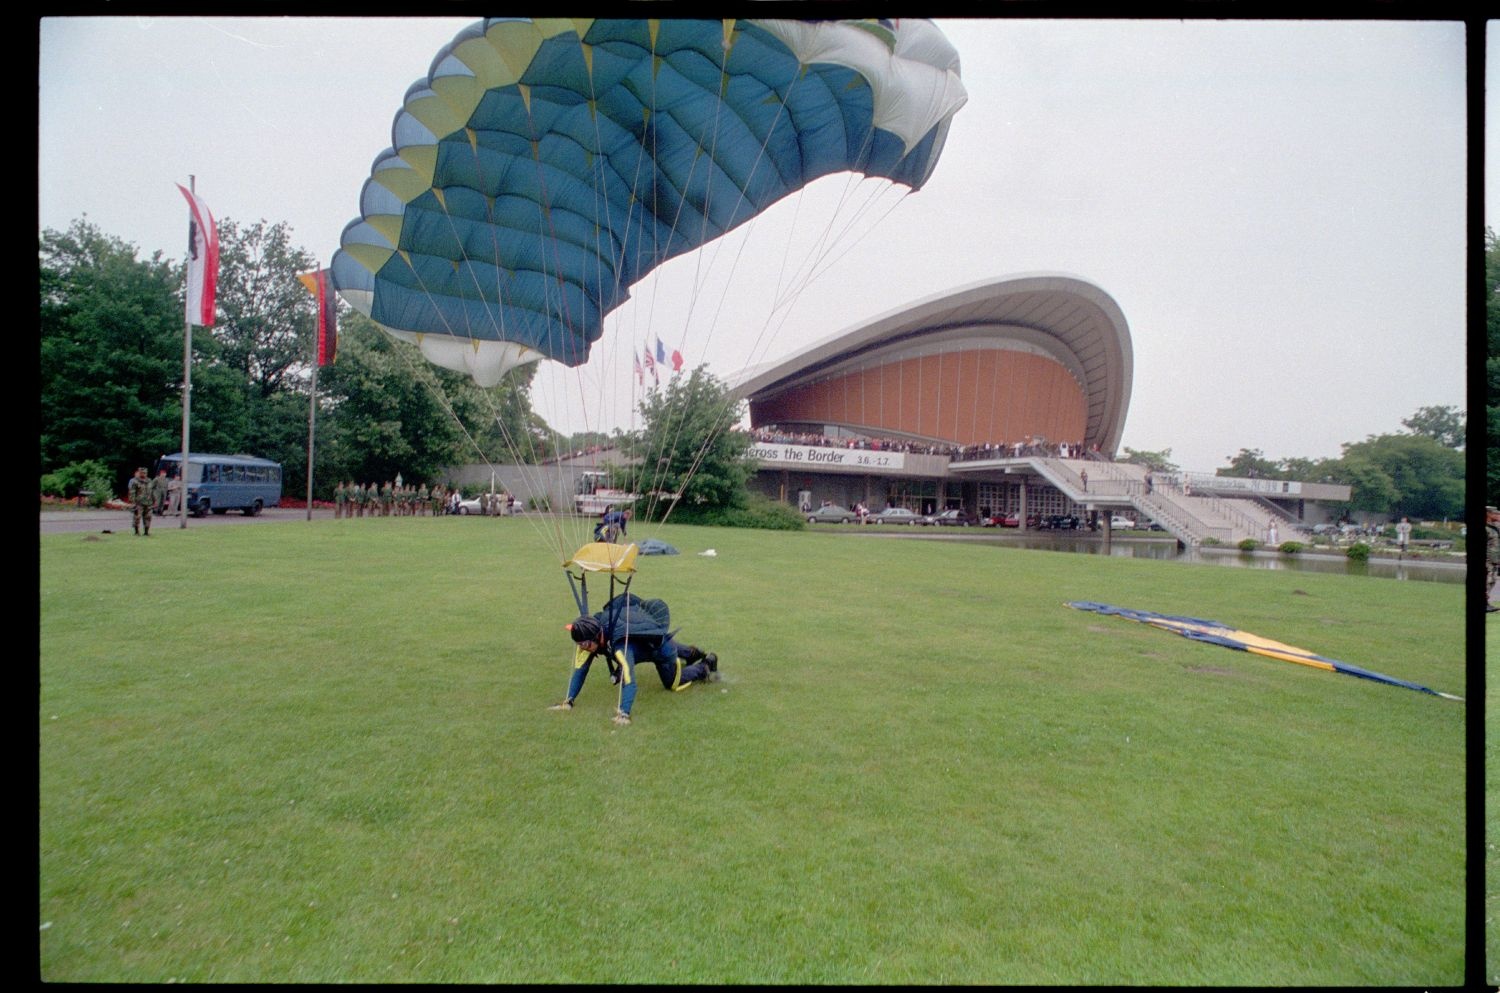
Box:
298 267 336 522
179 176 195 529
306 343 318 521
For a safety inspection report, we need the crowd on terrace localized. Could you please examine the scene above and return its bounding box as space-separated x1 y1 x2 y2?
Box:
752 426 1105 463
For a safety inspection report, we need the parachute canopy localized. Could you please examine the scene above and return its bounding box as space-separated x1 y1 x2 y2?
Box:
331 17 967 386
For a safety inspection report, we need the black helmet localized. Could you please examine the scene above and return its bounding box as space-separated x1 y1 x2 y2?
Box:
568 616 603 644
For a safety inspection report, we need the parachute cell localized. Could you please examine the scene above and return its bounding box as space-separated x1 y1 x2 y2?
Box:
331 17 966 386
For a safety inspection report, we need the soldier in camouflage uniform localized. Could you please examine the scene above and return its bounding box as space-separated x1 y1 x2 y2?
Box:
334 481 347 519
127 467 154 536
151 469 170 514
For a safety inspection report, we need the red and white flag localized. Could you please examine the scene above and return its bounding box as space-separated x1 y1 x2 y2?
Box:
633 351 644 386
642 346 658 386
176 184 219 327
671 346 684 373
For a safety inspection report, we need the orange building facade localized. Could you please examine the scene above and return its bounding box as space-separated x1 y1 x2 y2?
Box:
748 346 1088 448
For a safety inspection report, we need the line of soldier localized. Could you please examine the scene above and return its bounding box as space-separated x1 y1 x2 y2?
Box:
332 481 453 518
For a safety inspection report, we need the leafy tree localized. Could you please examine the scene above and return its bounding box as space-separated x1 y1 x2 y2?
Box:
40 219 182 497
40 215 555 503
1401 404 1464 450
1336 432 1464 520
1218 447 1282 479
315 313 546 490
210 219 318 398
1279 456 1342 484
1120 447 1178 473
618 367 753 517
40 459 114 506
1329 449 1399 515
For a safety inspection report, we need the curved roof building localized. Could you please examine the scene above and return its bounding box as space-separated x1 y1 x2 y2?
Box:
732 273 1133 453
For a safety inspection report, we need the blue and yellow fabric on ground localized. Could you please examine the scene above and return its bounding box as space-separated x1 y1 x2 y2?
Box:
1065 601 1461 701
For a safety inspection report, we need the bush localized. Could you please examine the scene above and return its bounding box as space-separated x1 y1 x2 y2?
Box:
1345 542 1371 561
1200 537 1221 547
1237 538 1260 552
528 494 551 512
1278 541 1303 555
656 493 807 531
40 460 115 507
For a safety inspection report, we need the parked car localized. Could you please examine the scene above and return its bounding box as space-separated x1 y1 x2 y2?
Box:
984 512 1021 528
1109 515 1136 529
929 508 981 527
806 504 857 524
865 506 928 526
1039 514 1080 530
457 496 483 515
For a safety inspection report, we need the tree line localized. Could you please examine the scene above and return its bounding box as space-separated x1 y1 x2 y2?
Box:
40 213 1468 522
40 217 553 503
1121 401 1465 522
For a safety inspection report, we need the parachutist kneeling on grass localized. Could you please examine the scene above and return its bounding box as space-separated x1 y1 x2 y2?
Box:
548 594 719 725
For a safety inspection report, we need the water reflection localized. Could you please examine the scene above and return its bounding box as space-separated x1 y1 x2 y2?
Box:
904 533 1465 583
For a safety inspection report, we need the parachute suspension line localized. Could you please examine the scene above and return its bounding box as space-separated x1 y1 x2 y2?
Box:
653 61 895 527
970 338 982 443
634 52 736 526
797 182 915 302
752 93 903 324
519 75 623 560
382 333 565 555
631 34 809 528
623 41 738 530
370 168 580 558
414 119 578 562
684 60 891 382
936 342 946 442
632 24 769 528
655 65 927 521
762 113 908 321
580 28 668 556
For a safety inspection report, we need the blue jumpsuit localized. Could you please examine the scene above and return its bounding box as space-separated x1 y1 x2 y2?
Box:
564 596 712 716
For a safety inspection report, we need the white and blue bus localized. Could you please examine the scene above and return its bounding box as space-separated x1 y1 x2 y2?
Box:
155 453 283 517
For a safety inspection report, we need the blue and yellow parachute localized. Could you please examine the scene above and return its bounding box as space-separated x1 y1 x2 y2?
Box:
1066 601 1463 701
331 18 967 386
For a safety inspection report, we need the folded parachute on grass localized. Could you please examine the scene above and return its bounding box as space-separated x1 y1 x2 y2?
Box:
1066 601 1463 702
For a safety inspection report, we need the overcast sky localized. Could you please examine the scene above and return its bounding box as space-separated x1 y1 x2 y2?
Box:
38 17 1467 473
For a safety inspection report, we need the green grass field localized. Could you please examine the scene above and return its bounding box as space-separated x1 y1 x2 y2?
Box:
40 517 1466 983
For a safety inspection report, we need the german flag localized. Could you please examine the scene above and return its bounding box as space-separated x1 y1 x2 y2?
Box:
297 268 338 366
